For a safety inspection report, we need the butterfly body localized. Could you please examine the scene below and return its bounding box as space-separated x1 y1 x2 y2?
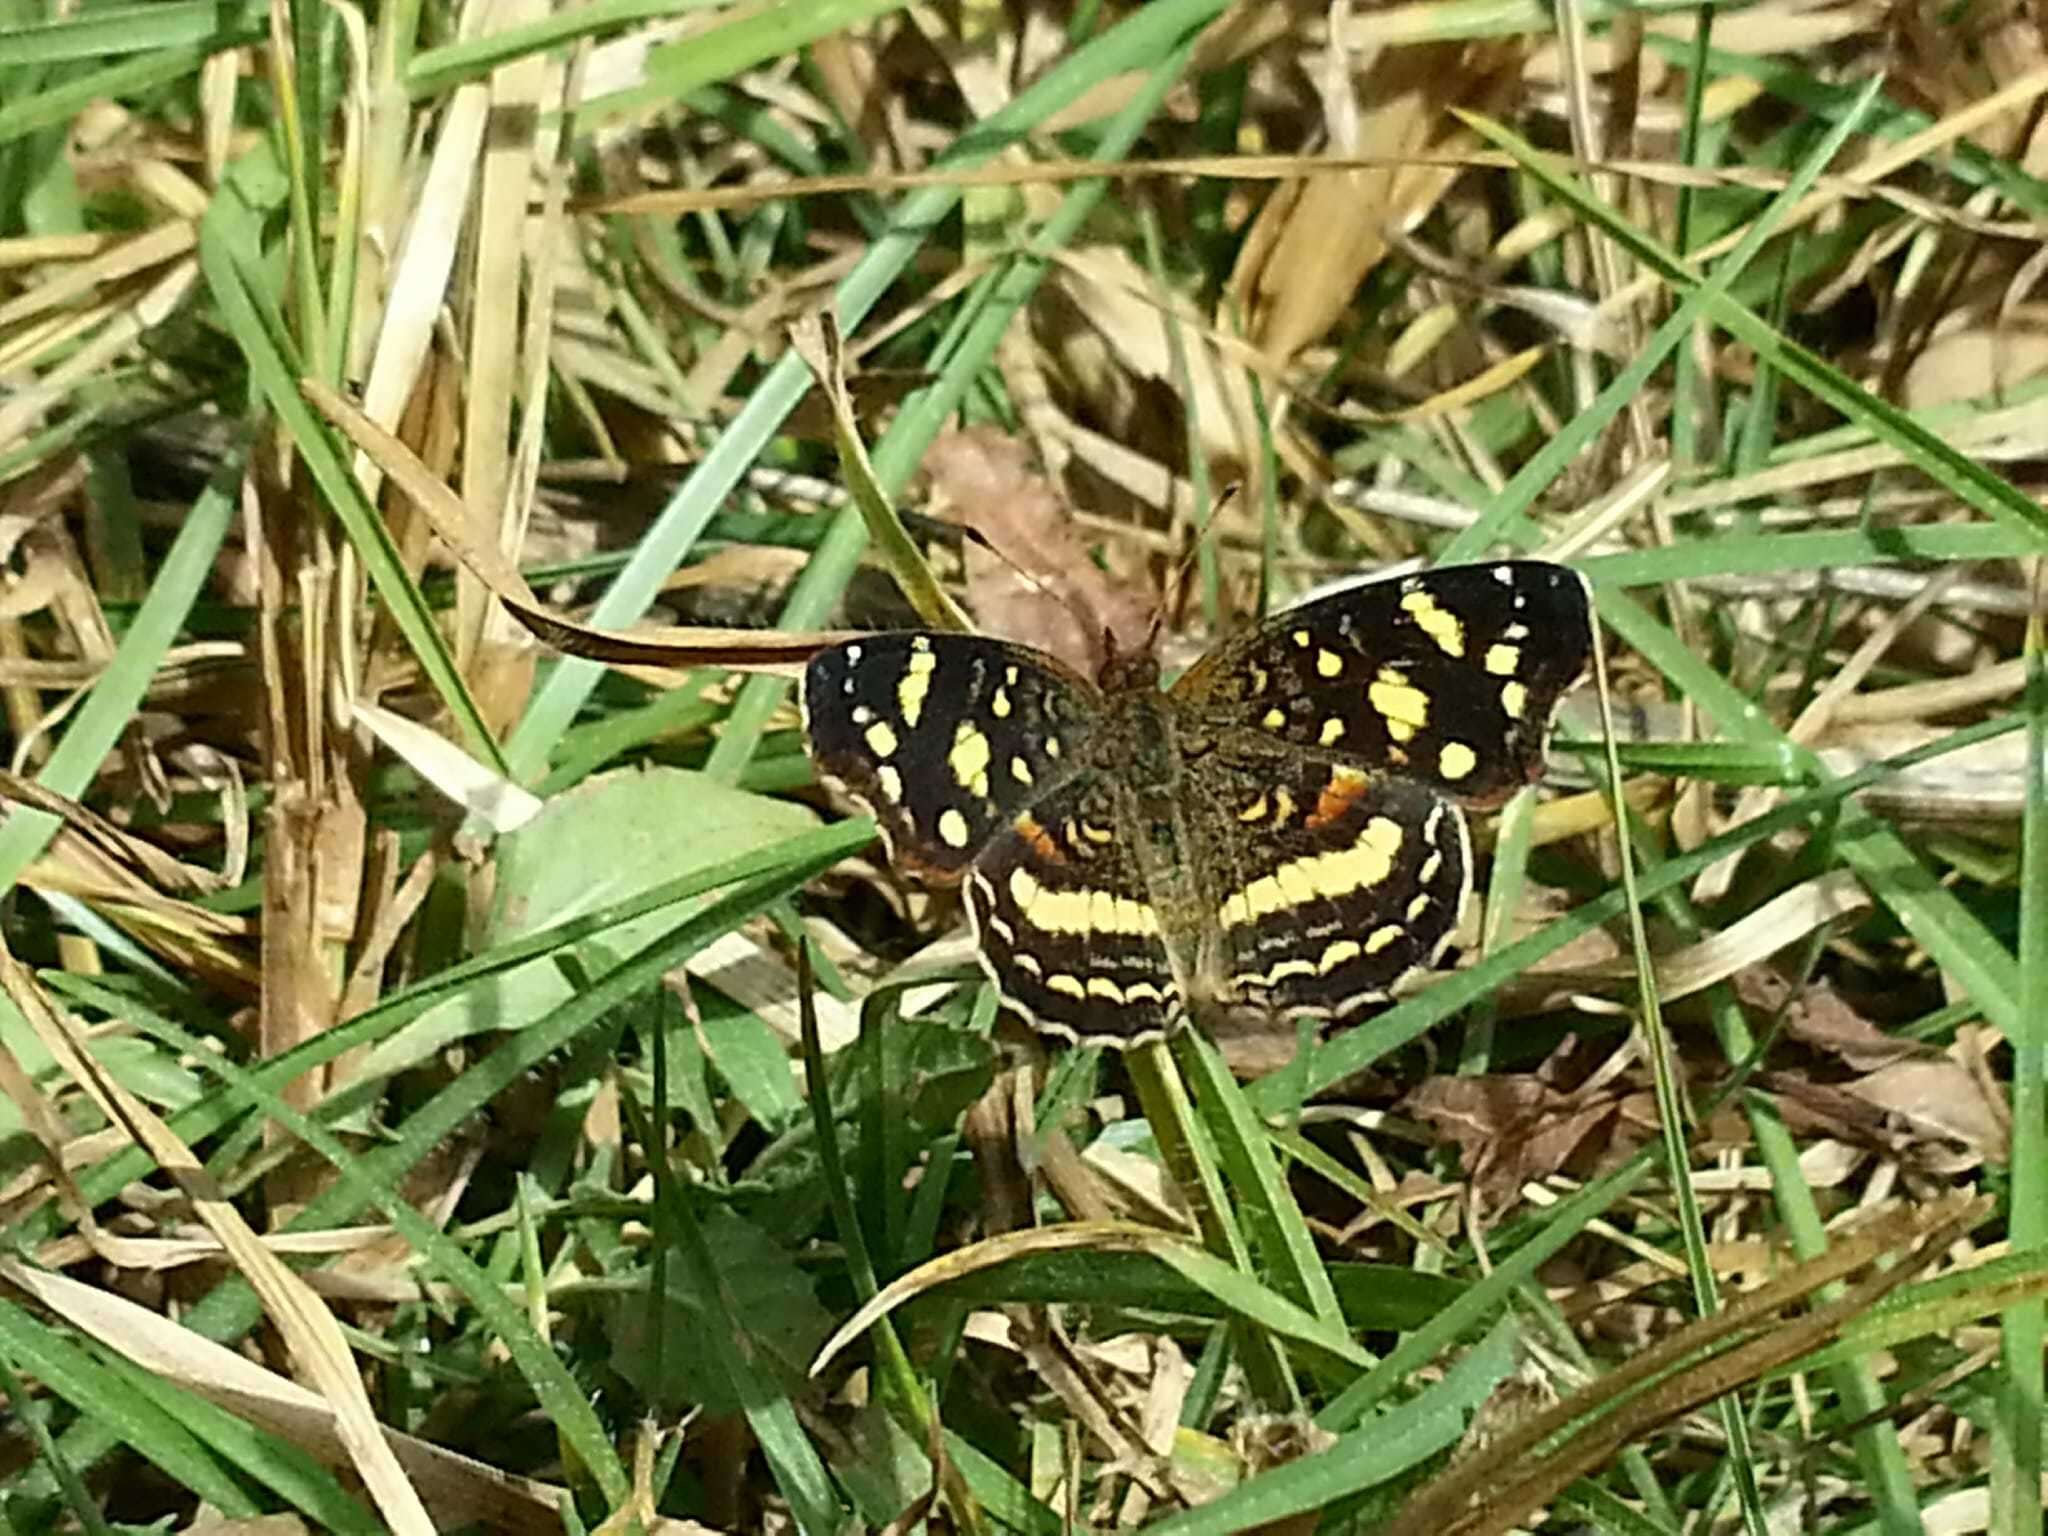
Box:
802 561 1592 1048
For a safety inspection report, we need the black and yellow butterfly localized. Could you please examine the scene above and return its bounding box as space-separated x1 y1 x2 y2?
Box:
802 561 1591 1048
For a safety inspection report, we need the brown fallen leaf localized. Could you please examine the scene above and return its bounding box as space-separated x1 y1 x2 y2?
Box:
1753 971 1927 1072
1405 1039 1660 1209
1738 969 2009 1163
1844 1058 2009 1163
924 425 1153 676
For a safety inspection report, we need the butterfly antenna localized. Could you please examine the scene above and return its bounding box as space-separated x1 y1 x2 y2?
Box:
1155 482 1242 643
957 522 1103 644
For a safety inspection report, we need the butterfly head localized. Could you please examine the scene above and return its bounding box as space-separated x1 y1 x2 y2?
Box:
1096 625 1162 694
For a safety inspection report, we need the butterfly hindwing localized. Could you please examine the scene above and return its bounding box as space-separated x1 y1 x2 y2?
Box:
1174 561 1591 806
801 633 1099 883
964 772 1183 1047
1189 747 1472 1017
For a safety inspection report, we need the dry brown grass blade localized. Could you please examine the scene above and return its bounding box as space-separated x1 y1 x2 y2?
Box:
456 0 546 673
0 220 197 329
0 260 200 458
1385 1195 1990 1536
0 774 253 995
1832 658 2030 725
0 1256 568 1535
0 940 437 1535
0 771 226 894
350 84 488 510
299 376 851 675
0 1008 92 1235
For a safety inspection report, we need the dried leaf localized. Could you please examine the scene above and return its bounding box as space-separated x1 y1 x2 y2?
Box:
925 426 1153 674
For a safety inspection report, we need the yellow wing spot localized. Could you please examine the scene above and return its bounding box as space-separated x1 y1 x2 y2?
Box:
1314 816 1403 899
864 720 899 758
1005 666 1019 684
1009 868 1160 936
1485 642 1521 676
1501 680 1528 720
1242 877 1284 921
1439 741 1478 781
1364 924 1404 954
992 688 1013 719
1086 976 1125 1001
1089 888 1119 932
1274 861 1316 907
1263 707 1287 730
878 765 904 803
1013 951 1043 977
1236 957 1316 989
1010 756 1033 786
1319 717 1346 746
1316 649 1343 679
1080 822 1114 845
1217 816 1403 925
1239 793 1270 823
938 808 972 848
949 722 993 796
1046 736 1062 759
1418 849 1443 885
1047 974 1087 999
1369 670 1430 743
1291 629 1311 648
1319 939 1362 973
1407 893 1431 921
1249 664 1270 695
897 646 938 726
1272 788 1296 825
1401 589 1466 657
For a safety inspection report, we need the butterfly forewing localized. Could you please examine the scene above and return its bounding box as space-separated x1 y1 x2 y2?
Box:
1174 561 1591 806
802 633 1099 882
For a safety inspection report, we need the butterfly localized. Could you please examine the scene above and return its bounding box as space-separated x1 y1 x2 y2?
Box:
801 561 1592 1048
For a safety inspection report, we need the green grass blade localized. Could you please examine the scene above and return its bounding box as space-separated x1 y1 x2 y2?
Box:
1991 598 2046 1531
0 467 234 896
